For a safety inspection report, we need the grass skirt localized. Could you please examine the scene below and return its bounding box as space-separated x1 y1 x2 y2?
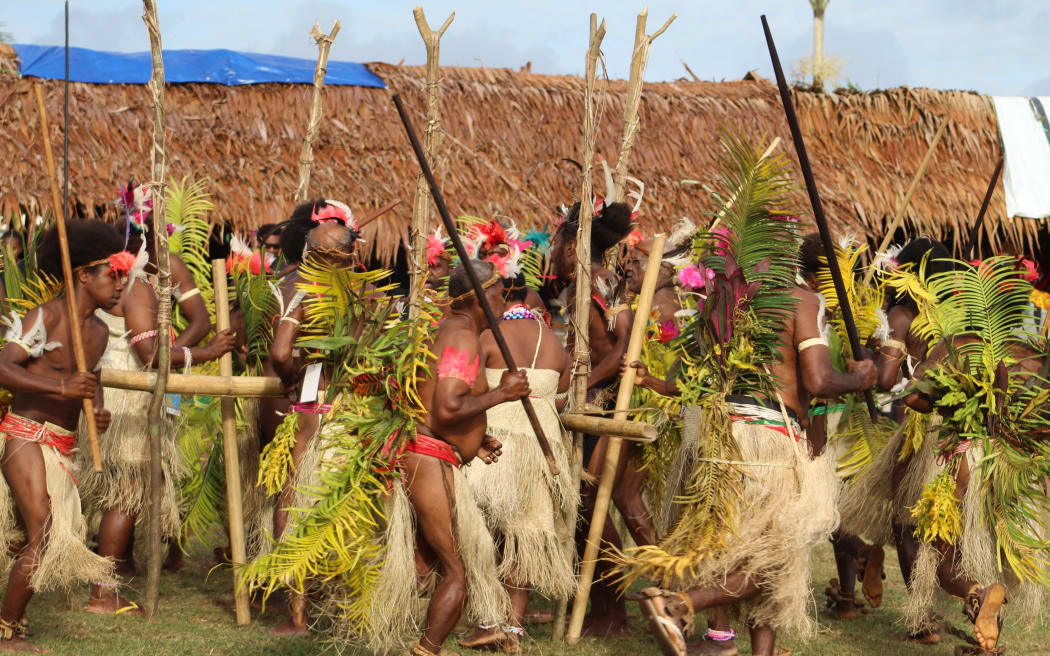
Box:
0 421 116 592
904 448 1045 632
319 462 510 654
687 421 838 638
463 369 577 599
76 311 182 541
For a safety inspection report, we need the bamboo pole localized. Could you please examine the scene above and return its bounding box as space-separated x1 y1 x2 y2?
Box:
141 0 170 619
212 260 251 625
560 414 656 442
294 20 340 204
554 14 605 642
567 234 667 644
32 83 103 472
408 7 454 320
100 369 284 397
611 7 676 202
356 199 402 229
863 118 948 285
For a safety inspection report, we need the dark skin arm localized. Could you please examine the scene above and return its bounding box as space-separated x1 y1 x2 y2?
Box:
622 358 679 397
795 290 877 398
170 253 210 349
271 301 304 389
555 347 571 412
124 281 235 368
431 326 529 428
0 307 98 399
877 305 917 391
587 305 632 389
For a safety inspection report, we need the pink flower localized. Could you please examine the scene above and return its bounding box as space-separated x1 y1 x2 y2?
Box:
166 222 176 237
1020 258 1039 282
678 264 714 291
656 319 678 344
625 230 644 247
427 234 447 267
509 239 533 252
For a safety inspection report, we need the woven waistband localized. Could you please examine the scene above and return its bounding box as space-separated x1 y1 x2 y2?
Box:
727 395 804 440
1 413 77 483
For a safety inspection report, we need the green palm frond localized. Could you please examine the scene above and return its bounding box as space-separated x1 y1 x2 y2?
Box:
165 176 216 322
832 396 894 479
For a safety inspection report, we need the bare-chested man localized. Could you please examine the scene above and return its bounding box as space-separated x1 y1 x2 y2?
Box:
630 275 877 656
550 200 638 635
0 220 128 652
266 200 360 636
409 259 530 655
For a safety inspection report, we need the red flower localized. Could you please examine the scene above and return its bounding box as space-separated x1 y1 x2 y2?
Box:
478 221 507 249
107 251 136 276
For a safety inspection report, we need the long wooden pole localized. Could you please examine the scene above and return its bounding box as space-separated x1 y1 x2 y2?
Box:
393 93 560 476
964 157 1004 259
33 84 103 472
212 260 251 625
141 0 171 619
567 234 666 644
864 118 948 285
556 15 605 642
408 7 454 319
294 20 340 204
611 7 676 202
762 14 878 422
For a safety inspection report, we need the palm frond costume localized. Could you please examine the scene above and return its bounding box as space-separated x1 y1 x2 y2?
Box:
618 133 838 638
241 254 506 652
893 256 1050 631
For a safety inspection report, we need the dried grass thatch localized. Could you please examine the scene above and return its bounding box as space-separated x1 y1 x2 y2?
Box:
0 49 1034 264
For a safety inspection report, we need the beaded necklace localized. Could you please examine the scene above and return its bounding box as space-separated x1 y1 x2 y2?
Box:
501 303 540 321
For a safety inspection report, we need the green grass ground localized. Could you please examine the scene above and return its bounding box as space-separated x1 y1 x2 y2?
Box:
14 543 1048 655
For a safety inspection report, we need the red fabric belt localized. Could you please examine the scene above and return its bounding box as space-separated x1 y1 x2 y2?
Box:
403 433 461 468
1 413 77 483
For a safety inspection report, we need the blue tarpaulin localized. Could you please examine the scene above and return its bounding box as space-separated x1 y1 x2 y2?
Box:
11 44 386 88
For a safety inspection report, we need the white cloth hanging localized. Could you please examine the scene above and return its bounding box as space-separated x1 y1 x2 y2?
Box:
992 96 1050 219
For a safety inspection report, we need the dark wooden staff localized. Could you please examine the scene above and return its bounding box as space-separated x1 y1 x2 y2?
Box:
392 93 560 477
762 15 878 422
964 157 1004 259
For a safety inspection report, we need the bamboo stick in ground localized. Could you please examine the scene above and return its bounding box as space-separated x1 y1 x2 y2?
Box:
555 14 606 641
141 0 171 619
408 7 454 319
294 20 340 204
212 260 251 625
32 82 104 473
567 234 667 645
863 118 948 285
611 7 676 202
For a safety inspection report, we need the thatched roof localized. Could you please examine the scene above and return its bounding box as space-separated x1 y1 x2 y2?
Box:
0 47 1034 265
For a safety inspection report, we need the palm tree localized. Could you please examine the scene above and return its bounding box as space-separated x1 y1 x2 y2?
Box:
809 0 830 87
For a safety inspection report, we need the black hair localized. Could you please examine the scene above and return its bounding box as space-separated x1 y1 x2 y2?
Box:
504 272 529 303
559 200 634 257
449 259 495 302
0 231 24 247
799 232 824 279
38 219 122 279
257 223 282 243
279 199 356 264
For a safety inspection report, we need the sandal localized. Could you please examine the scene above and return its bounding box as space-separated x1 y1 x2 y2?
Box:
639 587 689 656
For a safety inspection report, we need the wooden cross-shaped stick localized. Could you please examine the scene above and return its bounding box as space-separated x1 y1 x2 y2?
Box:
294 20 341 204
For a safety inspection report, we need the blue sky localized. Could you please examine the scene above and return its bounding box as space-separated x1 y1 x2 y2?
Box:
5 0 1048 96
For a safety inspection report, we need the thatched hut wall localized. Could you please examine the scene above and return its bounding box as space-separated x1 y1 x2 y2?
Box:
0 55 1033 265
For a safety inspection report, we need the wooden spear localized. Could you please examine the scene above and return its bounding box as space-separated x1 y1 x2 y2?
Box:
567 234 666 644
408 7 454 319
212 260 251 625
611 7 677 202
141 0 171 619
556 14 605 642
294 20 340 204
964 157 1004 259
761 14 878 422
32 84 103 472
392 93 560 477
863 118 948 285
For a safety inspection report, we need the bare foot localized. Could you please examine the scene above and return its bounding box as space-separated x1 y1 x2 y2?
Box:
904 629 941 645
162 545 184 572
689 638 738 655
860 545 885 608
458 626 501 649
85 592 145 616
268 618 309 637
581 614 632 637
0 637 45 653
968 584 1007 651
